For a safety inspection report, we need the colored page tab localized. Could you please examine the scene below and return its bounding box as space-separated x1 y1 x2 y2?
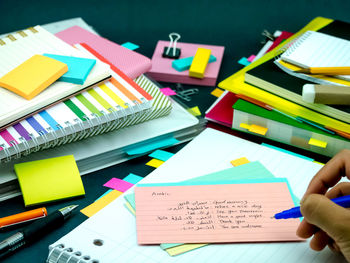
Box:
230 157 250 167
121 42 140 50
247 55 256 62
149 149 174 162
211 88 224 98
14 155 85 207
0 55 67 100
146 159 165 168
172 55 217 72
189 48 211 79
308 138 328 148
135 182 301 244
43 54 96 84
188 106 201 116
248 124 268 136
125 137 179 155
81 190 122 217
160 87 177 96
238 57 250 66
104 178 134 192
123 173 143 184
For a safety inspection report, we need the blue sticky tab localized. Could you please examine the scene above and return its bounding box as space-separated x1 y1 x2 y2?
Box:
123 173 143 184
149 149 174 162
172 55 217 72
238 57 250 66
261 143 314 161
121 42 140 50
125 137 179 155
43 54 96 84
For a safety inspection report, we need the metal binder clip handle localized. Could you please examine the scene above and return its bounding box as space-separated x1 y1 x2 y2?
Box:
162 33 181 59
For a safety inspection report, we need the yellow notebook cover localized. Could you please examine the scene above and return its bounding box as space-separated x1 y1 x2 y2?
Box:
14 155 85 207
0 54 68 100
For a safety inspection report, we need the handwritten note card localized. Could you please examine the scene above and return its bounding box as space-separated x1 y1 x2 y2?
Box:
135 182 302 244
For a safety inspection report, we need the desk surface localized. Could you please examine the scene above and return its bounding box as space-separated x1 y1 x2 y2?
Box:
1 1 350 262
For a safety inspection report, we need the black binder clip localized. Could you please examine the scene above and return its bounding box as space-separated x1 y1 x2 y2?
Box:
162 33 181 59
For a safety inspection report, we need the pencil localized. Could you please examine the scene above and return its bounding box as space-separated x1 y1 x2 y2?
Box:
295 67 350 75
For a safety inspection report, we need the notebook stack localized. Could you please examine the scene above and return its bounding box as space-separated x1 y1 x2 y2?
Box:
215 17 350 157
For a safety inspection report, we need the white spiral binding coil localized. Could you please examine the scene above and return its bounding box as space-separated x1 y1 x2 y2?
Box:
46 244 99 263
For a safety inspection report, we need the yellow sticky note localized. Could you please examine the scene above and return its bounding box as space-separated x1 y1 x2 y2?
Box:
81 190 122 217
187 106 201 116
230 157 250 167
14 155 85 207
166 244 208 256
0 54 68 100
248 124 268 136
189 48 211 79
239 123 251 130
313 161 325 166
211 88 224 98
308 138 327 148
146 158 165 168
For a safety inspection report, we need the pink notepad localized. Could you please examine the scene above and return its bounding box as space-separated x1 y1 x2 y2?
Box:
135 182 302 244
147 41 224 86
55 26 151 79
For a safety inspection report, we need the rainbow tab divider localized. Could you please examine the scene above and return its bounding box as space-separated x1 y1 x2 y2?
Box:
189 48 211 79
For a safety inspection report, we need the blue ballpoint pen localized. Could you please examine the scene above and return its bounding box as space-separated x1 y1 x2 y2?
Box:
274 195 350 219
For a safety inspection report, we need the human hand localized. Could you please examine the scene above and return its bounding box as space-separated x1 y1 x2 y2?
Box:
297 150 350 261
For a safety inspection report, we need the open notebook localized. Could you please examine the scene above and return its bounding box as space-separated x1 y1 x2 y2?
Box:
0 25 111 129
46 128 346 263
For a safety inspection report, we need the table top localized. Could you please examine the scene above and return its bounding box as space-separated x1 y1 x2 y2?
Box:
1 1 350 262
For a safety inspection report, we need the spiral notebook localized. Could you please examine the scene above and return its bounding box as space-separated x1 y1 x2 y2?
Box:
0 25 111 129
0 42 165 163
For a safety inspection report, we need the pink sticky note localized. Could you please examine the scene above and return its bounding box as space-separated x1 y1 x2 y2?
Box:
104 178 134 192
160 87 177 96
135 182 302 244
247 55 256 62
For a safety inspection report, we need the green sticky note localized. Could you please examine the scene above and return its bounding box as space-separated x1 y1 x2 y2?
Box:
14 155 85 207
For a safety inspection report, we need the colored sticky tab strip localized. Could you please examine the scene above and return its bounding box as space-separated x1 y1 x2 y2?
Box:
238 57 250 66
121 42 139 50
189 48 211 78
104 178 134 192
172 54 216 72
166 244 208 256
146 159 165 168
149 149 174 162
230 157 250 167
239 123 251 130
247 55 256 62
248 124 268 135
95 189 113 201
211 88 224 98
125 137 179 155
308 138 328 148
187 106 201 116
43 54 96 85
0 54 67 100
313 161 325 166
81 190 122 217
125 201 136 215
261 143 314 161
123 173 143 184
160 87 177 96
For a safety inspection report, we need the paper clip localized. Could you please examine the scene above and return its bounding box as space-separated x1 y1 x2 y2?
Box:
260 29 275 44
174 83 199 102
162 33 181 59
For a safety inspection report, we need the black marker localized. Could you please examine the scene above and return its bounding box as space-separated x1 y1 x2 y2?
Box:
0 205 78 259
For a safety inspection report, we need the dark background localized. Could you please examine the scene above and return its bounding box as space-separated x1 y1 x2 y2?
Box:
0 1 350 262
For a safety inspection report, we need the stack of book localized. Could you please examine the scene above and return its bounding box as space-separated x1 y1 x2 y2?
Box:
212 17 350 157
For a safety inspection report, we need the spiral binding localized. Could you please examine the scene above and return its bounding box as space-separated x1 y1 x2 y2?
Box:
46 244 99 263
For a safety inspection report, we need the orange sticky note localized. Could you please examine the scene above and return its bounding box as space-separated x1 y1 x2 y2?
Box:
230 157 250 167
0 55 68 100
211 88 224 98
80 190 122 217
135 182 301 244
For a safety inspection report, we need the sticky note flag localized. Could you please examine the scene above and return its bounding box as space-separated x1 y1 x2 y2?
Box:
248 124 268 136
104 178 134 192
308 138 328 148
160 87 177 96
247 55 256 62
189 48 211 79
81 190 122 217
239 123 251 130
238 57 250 66
125 201 136 215
121 42 140 50
14 155 85 207
135 180 301 244
187 106 201 116
149 149 174 162
172 55 217 72
0 55 67 100
43 54 96 84
95 189 113 201
146 159 165 168
166 244 208 256
230 157 250 167
211 88 224 98
123 173 143 184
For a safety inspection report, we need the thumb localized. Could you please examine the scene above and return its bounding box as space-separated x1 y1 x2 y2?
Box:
300 194 350 240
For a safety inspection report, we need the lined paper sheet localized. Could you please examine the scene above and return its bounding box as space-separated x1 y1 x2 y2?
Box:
135 181 301 244
49 129 347 263
281 30 350 81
